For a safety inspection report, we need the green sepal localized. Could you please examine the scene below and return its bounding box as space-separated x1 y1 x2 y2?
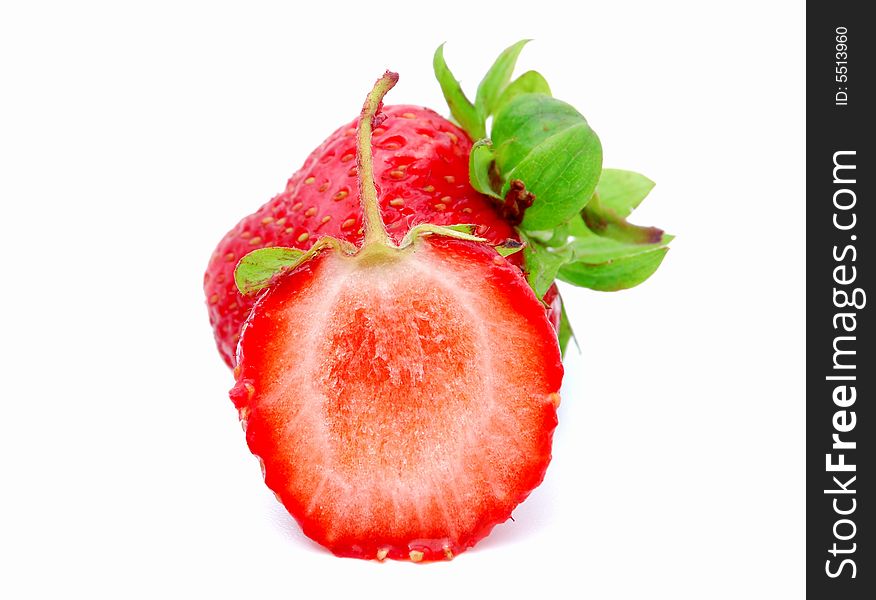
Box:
557 299 577 357
475 39 530 122
433 44 484 139
400 223 486 247
234 247 308 296
491 94 603 231
494 70 551 115
234 238 356 296
495 239 524 257
469 139 502 198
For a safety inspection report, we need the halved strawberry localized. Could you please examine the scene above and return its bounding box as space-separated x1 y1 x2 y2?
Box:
230 73 562 561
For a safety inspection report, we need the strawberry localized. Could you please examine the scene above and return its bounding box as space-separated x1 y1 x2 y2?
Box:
204 105 521 367
230 73 562 561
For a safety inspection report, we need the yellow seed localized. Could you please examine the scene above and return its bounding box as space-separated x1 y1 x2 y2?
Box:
548 393 561 409
240 231 252 239
233 365 241 378
297 233 310 243
224 252 235 262
444 175 455 184
304 207 317 217
340 153 354 162
304 176 315 184
389 198 404 207
422 185 435 193
227 302 238 311
261 216 274 224
440 195 451 203
248 236 262 245
341 218 356 230
384 142 400 150
462 207 473 214
318 182 329 192
446 132 458 144
376 548 389 561
285 227 294 233
401 112 416 119
292 202 303 211
444 547 454 560
409 550 424 562
276 217 287 226
347 167 358 177
373 127 386 135
434 203 447 211
333 190 349 201
389 170 405 179
209 294 219 304
344 127 356 136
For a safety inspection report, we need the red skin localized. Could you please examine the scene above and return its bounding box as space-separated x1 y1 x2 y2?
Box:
204 105 526 367
231 237 563 561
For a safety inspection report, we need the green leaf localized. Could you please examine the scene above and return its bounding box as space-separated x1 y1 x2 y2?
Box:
234 247 307 295
433 44 484 139
490 94 602 231
594 168 655 219
494 70 551 115
557 300 577 357
475 39 530 121
468 139 502 198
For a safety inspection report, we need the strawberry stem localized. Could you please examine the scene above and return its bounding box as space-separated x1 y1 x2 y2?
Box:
357 71 399 248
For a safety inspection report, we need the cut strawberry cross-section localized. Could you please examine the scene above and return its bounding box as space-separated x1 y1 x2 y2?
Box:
230 72 563 561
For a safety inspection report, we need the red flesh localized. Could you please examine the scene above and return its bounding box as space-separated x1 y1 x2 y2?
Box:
231 237 563 560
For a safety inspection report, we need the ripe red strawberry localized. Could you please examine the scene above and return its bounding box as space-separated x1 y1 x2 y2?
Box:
230 73 562 561
204 104 521 367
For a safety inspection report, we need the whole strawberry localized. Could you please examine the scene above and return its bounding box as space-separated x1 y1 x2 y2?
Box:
204 105 520 367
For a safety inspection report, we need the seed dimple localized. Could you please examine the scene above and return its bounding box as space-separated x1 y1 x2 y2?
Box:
341 218 356 230
389 198 404 207
340 153 354 162
333 190 349 201
304 176 315 184
297 233 310 243
304 207 317 217
318 182 330 192
344 127 356 136
347 167 358 177
249 236 262 245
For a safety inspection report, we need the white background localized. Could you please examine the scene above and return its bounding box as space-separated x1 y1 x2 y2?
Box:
0 1 804 598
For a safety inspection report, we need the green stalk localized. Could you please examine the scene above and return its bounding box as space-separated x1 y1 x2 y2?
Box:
357 71 399 249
